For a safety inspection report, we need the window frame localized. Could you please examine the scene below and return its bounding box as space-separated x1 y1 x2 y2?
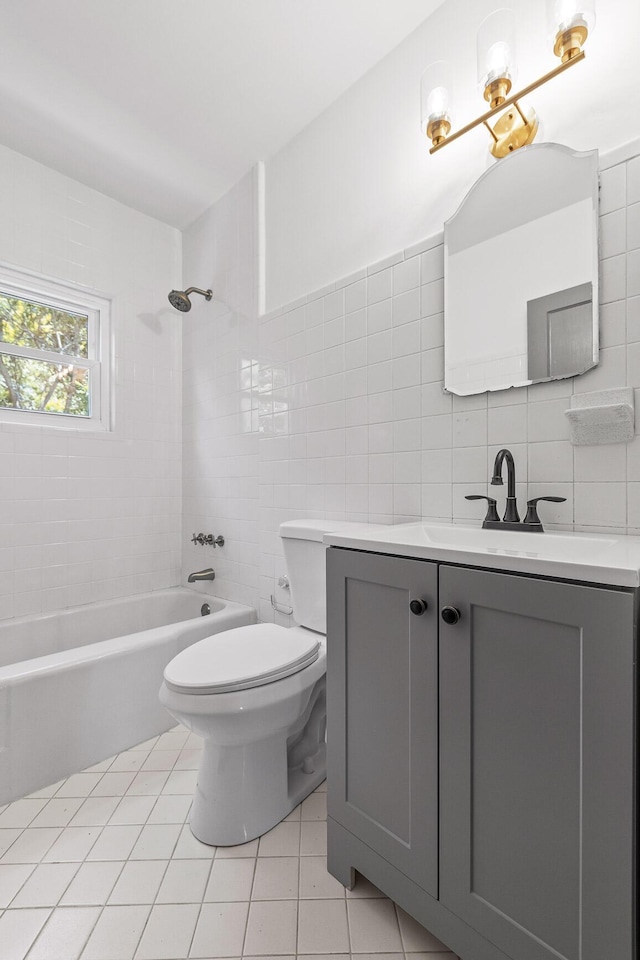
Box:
0 264 112 431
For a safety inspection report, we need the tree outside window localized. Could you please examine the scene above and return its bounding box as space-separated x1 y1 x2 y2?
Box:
0 267 111 430
0 295 90 416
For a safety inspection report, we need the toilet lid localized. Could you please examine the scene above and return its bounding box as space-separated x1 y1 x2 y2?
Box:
163 624 321 695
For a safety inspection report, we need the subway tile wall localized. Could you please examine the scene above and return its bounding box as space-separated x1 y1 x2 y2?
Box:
258 150 640 622
181 170 260 608
177 150 640 622
0 145 182 621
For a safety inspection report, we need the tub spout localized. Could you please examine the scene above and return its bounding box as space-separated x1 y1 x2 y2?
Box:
187 568 215 583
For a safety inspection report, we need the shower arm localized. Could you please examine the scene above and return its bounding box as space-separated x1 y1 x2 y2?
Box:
185 287 213 300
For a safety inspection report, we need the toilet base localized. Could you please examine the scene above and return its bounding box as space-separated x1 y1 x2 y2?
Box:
190 738 326 846
159 632 328 848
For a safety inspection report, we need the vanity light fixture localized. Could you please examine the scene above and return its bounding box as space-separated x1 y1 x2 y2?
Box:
420 60 454 148
421 0 595 159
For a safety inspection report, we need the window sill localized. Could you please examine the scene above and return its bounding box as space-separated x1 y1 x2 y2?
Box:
0 408 110 432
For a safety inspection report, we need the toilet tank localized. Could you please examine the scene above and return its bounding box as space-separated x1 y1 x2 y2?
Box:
280 520 369 634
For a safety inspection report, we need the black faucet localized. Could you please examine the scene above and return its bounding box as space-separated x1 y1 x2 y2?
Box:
491 448 520 523
465 446 567 532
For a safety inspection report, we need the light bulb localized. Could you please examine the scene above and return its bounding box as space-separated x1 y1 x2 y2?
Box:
477 10 517 107
547 0 595 60
485 40 512 83
420 61 453 147
552 0 595 32
427 85 449 121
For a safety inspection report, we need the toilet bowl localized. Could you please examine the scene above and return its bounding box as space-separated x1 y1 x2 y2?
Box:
159 518 366 846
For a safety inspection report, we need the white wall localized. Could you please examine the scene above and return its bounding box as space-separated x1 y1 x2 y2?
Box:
257 147 640 622
182 169 261 609
182 143 639 626
0 145 182 621
265 0 640 310
7 0 629 626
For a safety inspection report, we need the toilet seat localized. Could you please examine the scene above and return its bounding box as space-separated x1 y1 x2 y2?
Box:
163 624 320 695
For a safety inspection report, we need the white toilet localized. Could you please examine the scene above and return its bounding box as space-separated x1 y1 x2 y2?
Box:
159 519 363 846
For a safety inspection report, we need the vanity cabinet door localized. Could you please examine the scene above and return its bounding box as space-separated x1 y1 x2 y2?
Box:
326 548 439 897
439 565 636 960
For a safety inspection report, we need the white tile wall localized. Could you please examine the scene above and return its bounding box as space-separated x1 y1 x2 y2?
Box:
0 146 182 622
257 150 640 621
181 170 260 609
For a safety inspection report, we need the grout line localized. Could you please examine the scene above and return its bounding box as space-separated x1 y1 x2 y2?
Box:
239 858 257 959
3 863 37 910
186 894 206 959
126 900 152 960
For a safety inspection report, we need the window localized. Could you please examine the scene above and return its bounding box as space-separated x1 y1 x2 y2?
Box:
0 266 111 430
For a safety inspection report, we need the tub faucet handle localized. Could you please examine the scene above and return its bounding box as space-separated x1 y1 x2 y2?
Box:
192 532 224 547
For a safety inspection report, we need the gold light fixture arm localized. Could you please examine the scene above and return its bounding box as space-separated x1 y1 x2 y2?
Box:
429 50 585 154
513 100 528 125
483 119 499 144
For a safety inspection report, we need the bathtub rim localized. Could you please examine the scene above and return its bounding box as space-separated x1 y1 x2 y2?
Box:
0 585 226 637
0 590 255 684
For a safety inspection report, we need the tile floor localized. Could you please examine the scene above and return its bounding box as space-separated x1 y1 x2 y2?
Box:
0 725 459 960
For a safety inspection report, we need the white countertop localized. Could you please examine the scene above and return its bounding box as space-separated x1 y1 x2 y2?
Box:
324 521 640 587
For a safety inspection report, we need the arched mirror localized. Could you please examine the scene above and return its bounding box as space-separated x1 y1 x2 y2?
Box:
444 143 599 396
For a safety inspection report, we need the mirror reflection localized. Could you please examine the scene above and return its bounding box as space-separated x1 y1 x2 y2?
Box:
444 143 599 396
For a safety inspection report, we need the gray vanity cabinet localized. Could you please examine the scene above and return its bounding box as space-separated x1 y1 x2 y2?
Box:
439 564 635 960
326 548 439 897
327 547 637 960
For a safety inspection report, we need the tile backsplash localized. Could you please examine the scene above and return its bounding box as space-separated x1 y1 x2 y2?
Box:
256 149 640 621
4 138 637 630
165 148 640 622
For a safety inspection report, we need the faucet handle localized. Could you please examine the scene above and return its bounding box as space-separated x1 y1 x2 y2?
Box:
524 496 567 525
465 494 500 523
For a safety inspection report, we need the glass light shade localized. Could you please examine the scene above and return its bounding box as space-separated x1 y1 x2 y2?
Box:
547 0 596 38
420 60 453 135
477 9 517 90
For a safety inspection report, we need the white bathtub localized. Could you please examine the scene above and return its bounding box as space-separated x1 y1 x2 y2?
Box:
0 588 255 804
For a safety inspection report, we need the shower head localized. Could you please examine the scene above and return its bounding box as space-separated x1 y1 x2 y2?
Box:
168 287 213 312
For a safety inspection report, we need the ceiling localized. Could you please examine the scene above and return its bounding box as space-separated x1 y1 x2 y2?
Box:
0 0 445 228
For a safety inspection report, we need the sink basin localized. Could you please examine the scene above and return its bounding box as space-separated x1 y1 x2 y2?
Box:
324 521 640 587
419 524 617 562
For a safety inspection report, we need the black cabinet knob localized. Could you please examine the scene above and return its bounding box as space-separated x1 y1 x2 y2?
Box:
409 599 428 616
441 606 461 625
